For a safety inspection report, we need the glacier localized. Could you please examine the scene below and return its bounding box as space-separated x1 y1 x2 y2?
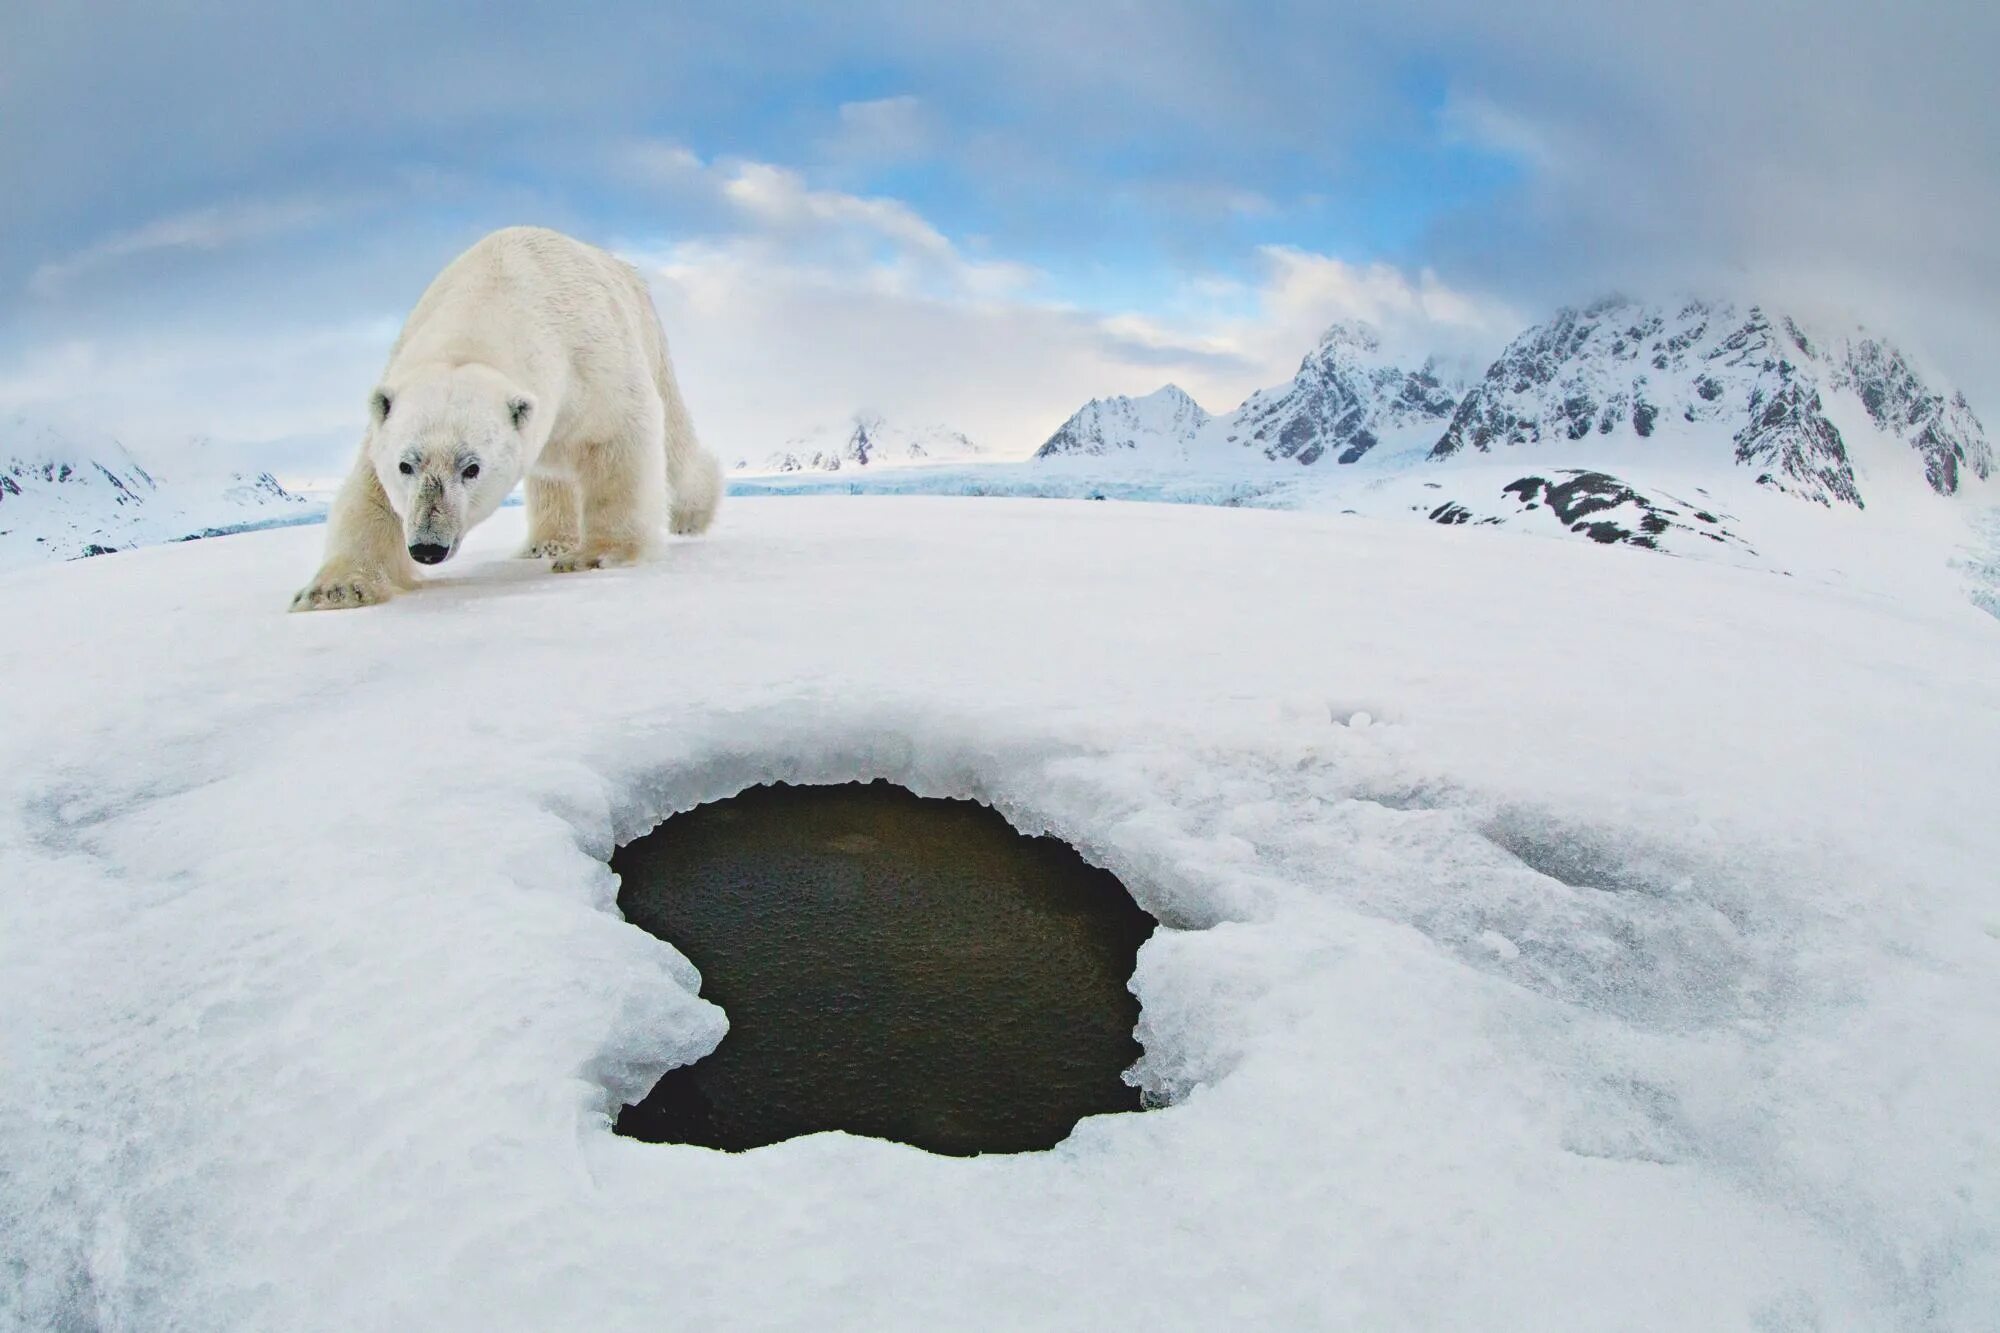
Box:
3 497 1998 1329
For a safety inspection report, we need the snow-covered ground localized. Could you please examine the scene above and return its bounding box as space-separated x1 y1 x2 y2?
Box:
4 497 1997 1329
730 451 2000 617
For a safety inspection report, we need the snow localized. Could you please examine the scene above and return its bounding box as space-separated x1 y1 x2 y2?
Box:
727 447 2000 618
4 496 1998 1329
1959 508 2000 618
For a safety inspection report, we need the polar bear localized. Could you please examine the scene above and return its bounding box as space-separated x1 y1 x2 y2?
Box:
291 226 722 611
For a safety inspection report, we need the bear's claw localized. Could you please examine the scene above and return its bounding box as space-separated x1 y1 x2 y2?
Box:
290 570 396 612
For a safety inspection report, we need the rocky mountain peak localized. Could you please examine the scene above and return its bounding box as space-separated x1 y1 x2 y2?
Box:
1033 386 1213 460
1226 320 1460 466
1307 321 1385 362
1428 297 1990 507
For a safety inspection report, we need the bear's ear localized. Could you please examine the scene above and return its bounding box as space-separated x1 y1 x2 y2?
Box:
507 395 534 432
369 388 394 426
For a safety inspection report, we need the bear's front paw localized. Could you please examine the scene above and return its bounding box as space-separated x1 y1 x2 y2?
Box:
515 538 577 561
290 568 398 612
549 541 642 574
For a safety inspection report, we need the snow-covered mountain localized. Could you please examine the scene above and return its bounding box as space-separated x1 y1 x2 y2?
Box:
1219 324 1462 466
1034 385 1212 460
734 413 986 474
0 415 314 567
1011 297 1996 582
1430 298 1993 508
1033 301 1991 519
1032 323 1460 466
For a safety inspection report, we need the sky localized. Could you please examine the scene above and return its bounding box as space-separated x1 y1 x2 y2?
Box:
2 1 1996 476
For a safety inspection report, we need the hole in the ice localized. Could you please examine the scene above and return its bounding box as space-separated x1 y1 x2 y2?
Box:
613 780 1158 1156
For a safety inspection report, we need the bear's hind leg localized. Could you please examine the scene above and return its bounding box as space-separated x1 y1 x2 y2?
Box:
553 434 665 573
665 420 722 535
516 474 580 560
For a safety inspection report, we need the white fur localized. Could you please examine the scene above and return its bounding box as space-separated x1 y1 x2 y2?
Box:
291 226 722 611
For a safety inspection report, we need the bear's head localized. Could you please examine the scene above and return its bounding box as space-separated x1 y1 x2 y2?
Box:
367 365 536 566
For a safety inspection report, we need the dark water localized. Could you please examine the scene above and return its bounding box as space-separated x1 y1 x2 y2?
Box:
613 782 1156 1156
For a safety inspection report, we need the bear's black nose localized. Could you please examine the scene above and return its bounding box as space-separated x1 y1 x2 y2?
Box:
408 542 450 565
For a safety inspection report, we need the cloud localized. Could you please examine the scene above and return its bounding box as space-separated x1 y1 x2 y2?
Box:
613 140 706 186
594 148 1519 459
2 2 1997 462
1240 247 1517 365
28 196 338 297
618 183 1512 460
1435 93 1559 173
1390 2 2000 399
823 96 935 168
722 161 947 258
0 126 1539 473
0 315 399 475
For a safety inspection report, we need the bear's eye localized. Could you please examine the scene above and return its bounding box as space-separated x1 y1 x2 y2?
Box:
398 461 414 476
461 463 480 481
